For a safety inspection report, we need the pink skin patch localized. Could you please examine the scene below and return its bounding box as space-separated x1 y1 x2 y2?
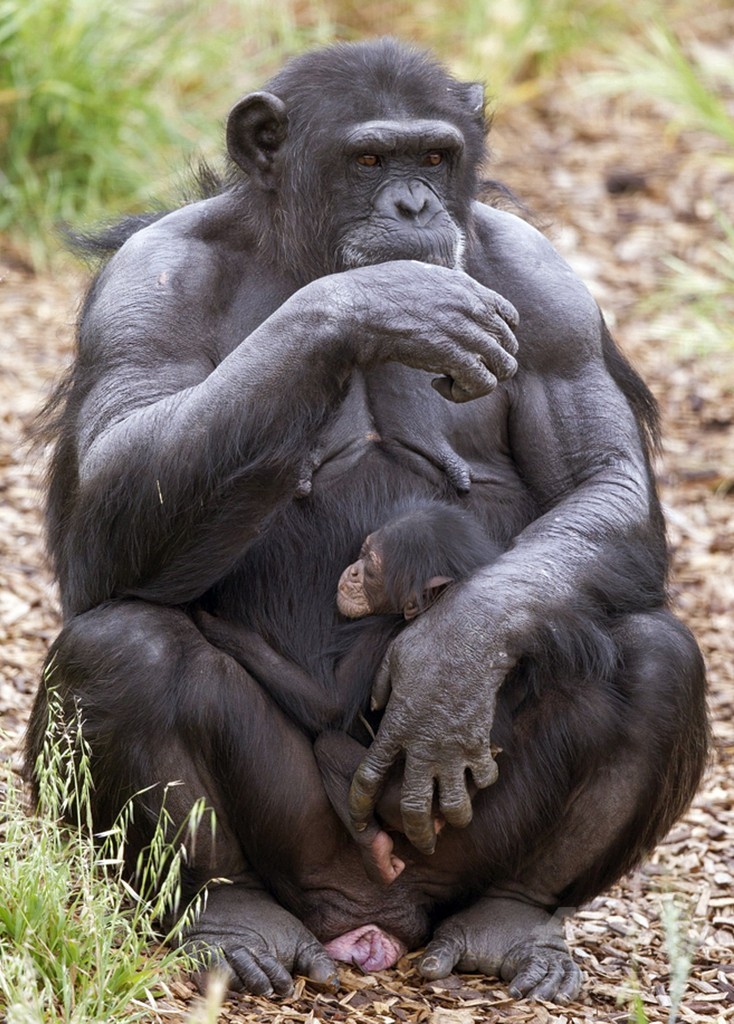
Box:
324 924 407 972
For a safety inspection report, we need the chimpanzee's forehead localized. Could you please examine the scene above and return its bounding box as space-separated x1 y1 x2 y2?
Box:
264 38 477 127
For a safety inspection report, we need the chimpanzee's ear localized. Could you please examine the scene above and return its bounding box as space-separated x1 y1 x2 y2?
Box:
449 81 485 122
403 576 455 620
462 83 485 116
226 91 288 190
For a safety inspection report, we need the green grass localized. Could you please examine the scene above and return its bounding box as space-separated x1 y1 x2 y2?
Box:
0 0 679 264
661 897 695 1024
0 0 339 263
0 694 209 1024
0 0 211 264
425 0 642 99
590 15 734 150
622 897 696 1024
634 210 734 358
654 227 734 355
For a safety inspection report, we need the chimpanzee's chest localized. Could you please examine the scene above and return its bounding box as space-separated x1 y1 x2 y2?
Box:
208 365 531 667
310 364 515 497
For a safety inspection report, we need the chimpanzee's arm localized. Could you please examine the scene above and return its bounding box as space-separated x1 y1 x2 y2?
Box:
55 207 519 614
350 207 664 854
194 611 349 731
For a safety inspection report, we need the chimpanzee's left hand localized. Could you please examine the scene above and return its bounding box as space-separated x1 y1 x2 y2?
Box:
348 585 516 855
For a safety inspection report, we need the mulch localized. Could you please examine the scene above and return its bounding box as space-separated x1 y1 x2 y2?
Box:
1 23 733 1023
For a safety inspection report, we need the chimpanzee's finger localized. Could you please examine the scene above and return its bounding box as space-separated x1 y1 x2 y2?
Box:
370 651 393 710
494 293 520 332
432 374 492 403
437 767 473 829
419 927 466 979
470 750 499 790
228 947 288 996
296 942 340 991
461 285 519 349
253 952 297 997
349 735 401 828
400 756 438 855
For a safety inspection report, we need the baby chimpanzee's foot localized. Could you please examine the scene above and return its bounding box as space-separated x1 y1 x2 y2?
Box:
367 829 405 884
324 924 407 972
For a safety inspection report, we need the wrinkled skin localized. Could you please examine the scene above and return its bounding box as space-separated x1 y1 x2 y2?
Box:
26 39 707 1004
420 896 582 1003
337 537 389 618
184 886 341 996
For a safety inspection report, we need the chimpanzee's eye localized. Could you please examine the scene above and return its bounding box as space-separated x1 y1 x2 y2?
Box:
356 154 381 167
423 151 444 167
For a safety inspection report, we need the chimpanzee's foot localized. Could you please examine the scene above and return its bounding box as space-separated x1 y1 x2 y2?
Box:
181 884 339 996
367 829 405 884
419 895 582 1004
324 924 407 972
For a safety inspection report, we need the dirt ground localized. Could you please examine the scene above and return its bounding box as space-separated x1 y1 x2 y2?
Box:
1 32 733 1024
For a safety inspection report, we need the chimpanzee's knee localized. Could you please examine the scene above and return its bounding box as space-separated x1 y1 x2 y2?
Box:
554 609 708 903
615 610 708 778
47 599 195 685
26 600 200 808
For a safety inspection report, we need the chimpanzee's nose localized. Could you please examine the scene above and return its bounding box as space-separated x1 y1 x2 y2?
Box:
375 181 440 225
395 182 431 218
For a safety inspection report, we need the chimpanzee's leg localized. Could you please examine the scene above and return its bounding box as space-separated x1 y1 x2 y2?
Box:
26 599 346 995
419 610 708 1004
315 730 412 885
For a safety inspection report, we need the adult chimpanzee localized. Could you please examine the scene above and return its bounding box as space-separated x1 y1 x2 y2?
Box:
198 500 503 885
27 37 708 1004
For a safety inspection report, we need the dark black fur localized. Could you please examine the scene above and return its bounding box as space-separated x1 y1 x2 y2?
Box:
371 500 501 614
197 499 501 734
26 37 708 1003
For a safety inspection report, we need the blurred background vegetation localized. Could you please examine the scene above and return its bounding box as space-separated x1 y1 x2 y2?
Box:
1 0 732 266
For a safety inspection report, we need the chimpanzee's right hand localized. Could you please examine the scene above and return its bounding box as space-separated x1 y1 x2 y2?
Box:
310 261 519 402
181 884 339 997
348 576 512 856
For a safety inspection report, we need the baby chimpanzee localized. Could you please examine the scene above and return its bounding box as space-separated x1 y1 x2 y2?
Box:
196 501 500 883
336 501 497 621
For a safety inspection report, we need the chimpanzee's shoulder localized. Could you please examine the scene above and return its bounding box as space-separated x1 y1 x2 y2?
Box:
468 202 602 349
88 195 252 317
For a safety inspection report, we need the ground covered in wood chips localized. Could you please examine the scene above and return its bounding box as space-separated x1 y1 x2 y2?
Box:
1 26 733 1024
